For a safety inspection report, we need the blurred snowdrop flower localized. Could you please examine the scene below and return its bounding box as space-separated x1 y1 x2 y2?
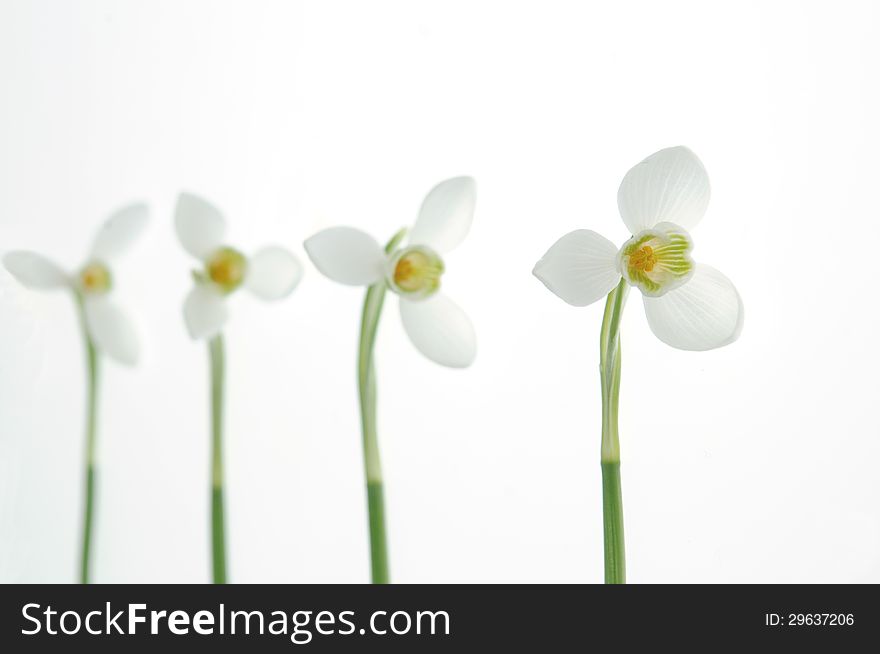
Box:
3 203 148 365
305 176 477 368
303 176 477 584
174 191 302 584
2 202 149 584
175 192 303 340
534 146 743 351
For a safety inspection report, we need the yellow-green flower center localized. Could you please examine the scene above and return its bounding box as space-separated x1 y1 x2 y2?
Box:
79 261 112 295
387 245 444 299
618 224 694 297
206 246 247 293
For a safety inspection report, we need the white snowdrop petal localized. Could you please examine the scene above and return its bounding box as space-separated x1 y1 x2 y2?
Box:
245 246 303 301
90 203 149 260
399 293 476 368
642 264 743 351
303 227 386 286
532 230 621 307
183 284 229 340
618 146 710 234
84 296 140 365
175 192 226 260
409 176 476 253
2 251 68 290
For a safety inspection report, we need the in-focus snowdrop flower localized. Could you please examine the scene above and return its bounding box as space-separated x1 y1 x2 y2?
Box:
533 147 743 584
304 176 477 368
3 203 149 365
534 146 743 351
174 192 303 340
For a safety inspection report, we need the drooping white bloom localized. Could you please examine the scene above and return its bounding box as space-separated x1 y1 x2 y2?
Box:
2 204 149 365
304 177 477 368
533 147 743 351
175 192 303 340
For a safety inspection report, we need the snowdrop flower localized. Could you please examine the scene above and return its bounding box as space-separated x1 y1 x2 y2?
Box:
303 176 476 583
174 192 303 340
304 176 477 368
3 203 148 365
2 202 149 584
174 191 302 584
534 146 743 351
533 147 743 584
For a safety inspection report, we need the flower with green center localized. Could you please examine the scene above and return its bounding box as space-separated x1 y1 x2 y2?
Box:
3 203 148 365
304 176 477 368
78 261 114 296
175 192 303 340
534 146 743 351
205 247 248 294
387 245 445 299
174 191 303 584
533 147 744 584
2 202 149 584
303 176 477 584
618 225 693 297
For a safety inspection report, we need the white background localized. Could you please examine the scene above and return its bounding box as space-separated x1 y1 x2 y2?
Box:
1 0 878 583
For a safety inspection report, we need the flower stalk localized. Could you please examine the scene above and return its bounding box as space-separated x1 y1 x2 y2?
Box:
1 204 150 584
533 148 743 584
75 293 100 585
599 279 629 584
209 334 227 584
357 228 407 584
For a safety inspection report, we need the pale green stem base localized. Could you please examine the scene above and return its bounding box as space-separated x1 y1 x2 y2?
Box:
77 294 99 585
366 481 389 583
357 228 406 585
599 279 629 584
209 334 227 584
601 462 625 583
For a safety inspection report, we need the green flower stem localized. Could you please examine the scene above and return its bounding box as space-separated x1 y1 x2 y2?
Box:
358 282 388 583
209 334 227 584
75 294 99 585
357 227 406 585
599 279 629 584
601 462 625 584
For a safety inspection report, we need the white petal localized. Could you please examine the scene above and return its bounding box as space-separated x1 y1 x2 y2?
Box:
399 293 476 368
409 176 476 253
303 227 385 286
2 251 68 290
245 246 303 301
84 296 140 365
183 284 229 340
642 264 743 351
617 146 710 234
175 192 226 260
532 230 621 307
90 203 149 260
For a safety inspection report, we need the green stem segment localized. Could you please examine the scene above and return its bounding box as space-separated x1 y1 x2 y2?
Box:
599 279 629 584
601 462 625 583
76 295 99 585
357 228 407 584
209 334 227 584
